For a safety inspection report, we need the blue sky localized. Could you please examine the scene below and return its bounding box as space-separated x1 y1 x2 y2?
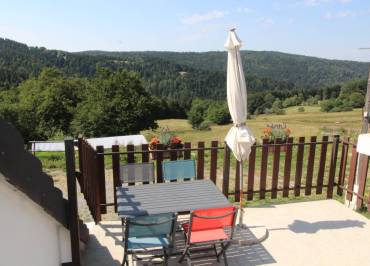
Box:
1 0 370 61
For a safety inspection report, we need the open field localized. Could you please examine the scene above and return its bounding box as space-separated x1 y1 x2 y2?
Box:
142 106 363 143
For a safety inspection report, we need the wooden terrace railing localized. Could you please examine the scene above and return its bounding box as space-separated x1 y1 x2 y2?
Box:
75 135 370 223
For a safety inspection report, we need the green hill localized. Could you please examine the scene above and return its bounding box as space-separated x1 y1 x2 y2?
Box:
80 50 370 89
1 37 369 100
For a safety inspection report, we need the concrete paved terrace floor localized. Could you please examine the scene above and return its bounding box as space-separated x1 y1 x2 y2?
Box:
81 200 370 266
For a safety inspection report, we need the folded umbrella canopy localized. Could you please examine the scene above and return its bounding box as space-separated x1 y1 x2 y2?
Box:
224 29 268 245
224 29 255 163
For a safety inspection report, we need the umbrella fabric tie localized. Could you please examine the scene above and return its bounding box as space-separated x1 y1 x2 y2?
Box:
235 122 246 127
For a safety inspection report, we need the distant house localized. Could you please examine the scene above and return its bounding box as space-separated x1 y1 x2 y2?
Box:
0 120 77 266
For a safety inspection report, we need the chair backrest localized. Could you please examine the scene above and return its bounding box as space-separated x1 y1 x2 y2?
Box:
190 206 236 232
127 213 176 238
120 162 155 184
162 159 196 182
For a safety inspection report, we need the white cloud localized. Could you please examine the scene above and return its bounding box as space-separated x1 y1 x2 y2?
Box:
325 9 369 19
181 10 228 25
259 17 275 27
303 0 352 6
237 7 253 13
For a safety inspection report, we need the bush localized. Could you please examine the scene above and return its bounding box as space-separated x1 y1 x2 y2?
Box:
298 106 305 112
349 92 364 108
270 99 285 115
187 99 211 128
320 99 336 112
198 120 212 131
283 95 299 108
206 103 231 125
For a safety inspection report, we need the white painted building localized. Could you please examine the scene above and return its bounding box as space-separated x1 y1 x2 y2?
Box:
0 174 71 266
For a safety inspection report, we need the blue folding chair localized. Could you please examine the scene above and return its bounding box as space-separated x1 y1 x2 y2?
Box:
122 213 177 266
162 159 196 182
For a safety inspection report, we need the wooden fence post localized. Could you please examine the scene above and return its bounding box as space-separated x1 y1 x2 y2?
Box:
271 138 281 199
260 138 269 199
346 145 358 201
316 136 329 194
210 141 218 184
327 135 339 199
141 144 150 184
77 136 84 192
197 142 205 180
156 144 164 183
294 137 305 197
305 136 317 196
64 139 81 266
247 144 256 200
96 146 106 214
112 145 120 212
283 137 293 197
127 144 135 185
337 137 349 196
222 143 231 197
184 142 191 160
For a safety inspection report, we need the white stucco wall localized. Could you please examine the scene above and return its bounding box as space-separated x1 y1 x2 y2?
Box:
0 174 71 266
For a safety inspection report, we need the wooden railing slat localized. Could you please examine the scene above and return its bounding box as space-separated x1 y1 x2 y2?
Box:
247 144 256 200
305 136 317 196
141 144 150 184
96 145 106 214
327 135 340 198
222 143 231 197
294 137 305 197
197 142 205 180
283 137 293 197
170 143 178 161
337 137 349 196
346 145 358 201
260 138 269 199
127 144 135 186
112 145 121 212
316 136 329 194
156 144 164 183
184 142 191 160
271 138 281 199
210 141 218 184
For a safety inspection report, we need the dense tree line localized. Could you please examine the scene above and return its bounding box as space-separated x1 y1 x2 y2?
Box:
0 68 165 141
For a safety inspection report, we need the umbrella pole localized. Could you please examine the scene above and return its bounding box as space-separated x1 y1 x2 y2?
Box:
238 159 245 227
234 158 269 246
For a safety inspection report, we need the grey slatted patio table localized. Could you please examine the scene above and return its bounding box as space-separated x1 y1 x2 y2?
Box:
116 180 231 218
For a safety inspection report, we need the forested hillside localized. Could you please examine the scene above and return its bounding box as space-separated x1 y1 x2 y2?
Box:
1 38 369 99
81 50 370 89
0 37 369 140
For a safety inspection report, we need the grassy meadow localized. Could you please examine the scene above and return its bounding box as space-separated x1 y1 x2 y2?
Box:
142 106 363 143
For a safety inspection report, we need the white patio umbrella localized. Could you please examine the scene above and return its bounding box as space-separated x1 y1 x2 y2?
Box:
224 29 267 245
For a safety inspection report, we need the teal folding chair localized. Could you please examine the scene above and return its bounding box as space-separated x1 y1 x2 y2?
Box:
162 159 196 182
122 213 177 266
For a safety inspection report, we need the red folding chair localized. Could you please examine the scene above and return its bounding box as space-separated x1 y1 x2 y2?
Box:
179 206 237 265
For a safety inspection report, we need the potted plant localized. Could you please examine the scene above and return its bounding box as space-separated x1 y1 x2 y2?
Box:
149 127 183 159
262 124 291 153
